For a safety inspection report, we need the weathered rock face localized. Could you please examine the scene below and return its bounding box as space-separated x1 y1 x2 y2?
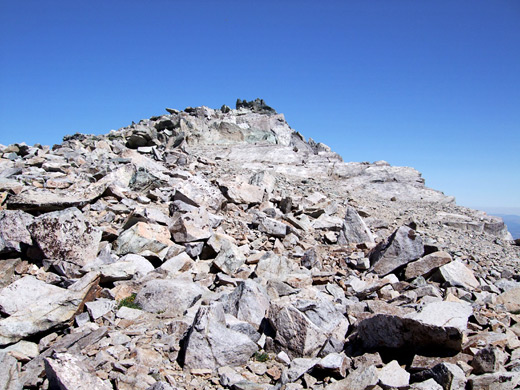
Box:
355 301 472 355
0 101 518 390
0 210 33 255
182 303 259 370
28 207 101 276
0 272 100 346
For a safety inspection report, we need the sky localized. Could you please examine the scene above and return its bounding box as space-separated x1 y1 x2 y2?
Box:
1 0 519 213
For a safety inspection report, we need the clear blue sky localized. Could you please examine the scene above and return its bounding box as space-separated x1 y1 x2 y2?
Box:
1 1 519 213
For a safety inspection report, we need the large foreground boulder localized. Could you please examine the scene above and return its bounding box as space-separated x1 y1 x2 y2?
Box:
28 207 101 277
0 272 100 346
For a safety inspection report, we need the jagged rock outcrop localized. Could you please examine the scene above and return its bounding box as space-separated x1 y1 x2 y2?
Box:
0 100 518 389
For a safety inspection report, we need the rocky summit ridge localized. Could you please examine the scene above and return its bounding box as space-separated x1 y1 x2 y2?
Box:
0 99 519 390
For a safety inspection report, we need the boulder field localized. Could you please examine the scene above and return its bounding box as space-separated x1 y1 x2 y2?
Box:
0 99 519 389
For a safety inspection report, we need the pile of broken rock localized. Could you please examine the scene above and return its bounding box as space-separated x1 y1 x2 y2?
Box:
0 100 519 390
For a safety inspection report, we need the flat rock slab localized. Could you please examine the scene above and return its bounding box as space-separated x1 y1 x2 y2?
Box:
135 278 208 317
0 351 23 390
356 301 472 355
0 273 100 346
0 275 65 315
404 251 452 280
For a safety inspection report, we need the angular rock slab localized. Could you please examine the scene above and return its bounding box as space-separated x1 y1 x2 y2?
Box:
28 207 101 275
404 251 452 280
369 226 424 276
337 206 374 245
436 259 479 290
6 165 133 212
135 278 208 317
0 272 100 346
113 222 173 260
182 303 259 370
269 295 349 358
169 209 213 243
0 275 65 315
0 210 33 254
356 301 472 355
220 279 270 328
44 352 112 390
212 239 246 275
218 180 264 205
496 287 520 313
378 360 410 388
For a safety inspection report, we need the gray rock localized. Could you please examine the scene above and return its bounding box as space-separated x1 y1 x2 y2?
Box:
159 252 194 275
436 259 479 290
324 365 379 390
219 180 264 205
283 357 320 383
467 372 520 390
496 287 520 313
0 259 20 289
182 302 258 370
0 275 65 315
427 363 466 390
147 382 174 390
472 346 503 374
356 301 472 355
378 360 410 388
213 239 246 275
28 207 101 276
255 252 296 281
410 378 443 390
44 352 112 390
171 174 226 213
220 280 270 328
113 222 173 260
169 208 213 243
218 366 246 387
404 251 452 280
1 340 39 362
85 299 116 320
369 226 424 276
254 215 289 238
301 248 322 270
315 352 350 378
0 272 100 346
338 206 375 245
0 210 33 254
135 278 208 317
269 295 349 359
0 352 23 390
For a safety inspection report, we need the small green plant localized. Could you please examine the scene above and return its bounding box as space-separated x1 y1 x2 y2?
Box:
117 293 141 310
254 351 269 362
